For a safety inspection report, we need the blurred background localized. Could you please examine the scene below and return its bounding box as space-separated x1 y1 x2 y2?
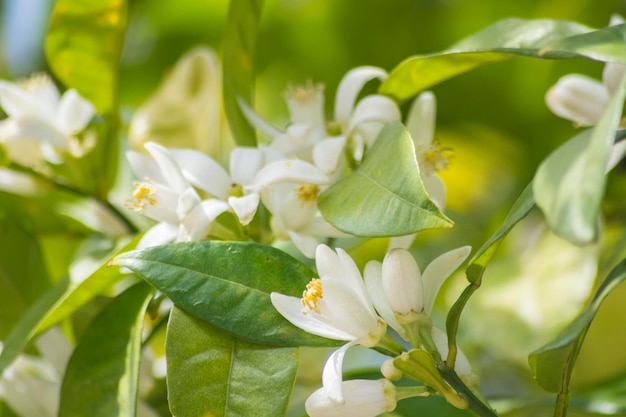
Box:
2 0 626 414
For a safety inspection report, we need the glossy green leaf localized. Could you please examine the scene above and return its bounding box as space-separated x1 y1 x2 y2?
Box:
0 237 137 376
318 122 452 236
0 220 53 339
379 18 626 103
59 282 153 417
113 241 338 347
529 258 626 393
166 307 298 417
223 0 263 146
533 75 626 245
45 0 128 116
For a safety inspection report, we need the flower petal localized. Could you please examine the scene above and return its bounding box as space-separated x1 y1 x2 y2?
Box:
364 260 405 338
382 249 423 316
312 136 346 176
406 91 436 149
545 74 610 126
0 80 54 121
144 142 190 194
126 151 166 183
168 148 231 199
228 193 260 225
56 89 95 136
422 173 446 211
179 198 230 241
306 379 397 417
346 95 401 135
421 245 471 314
250 159 329 189
431 327 472 376
334 66 388 130
237 96 283 139
320 277 379 338
322 341 358 403
1 117 68 148
230 147 265 185
136 222 178 250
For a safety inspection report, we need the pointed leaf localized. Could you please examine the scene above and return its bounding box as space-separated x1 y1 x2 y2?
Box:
529 258 626 393
533 75 626 245
45 0 128 116
318 121 452 237
378 19 626 103
112 241 339 347
59 282 153 417
166 307 297 417
223 0 263 146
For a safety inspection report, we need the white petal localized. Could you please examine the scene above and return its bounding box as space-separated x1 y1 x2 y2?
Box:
602 61 626 96
176 187 202 220
431 327 472 376
346 95 401 135
322 341 358 403
230 147 264 185
364 261 405 337
406 91 436 148
136 222 178 250
422 174 446 211
299 215 348 238
1 117 68 148
179 199 230 241
284 83 326 128
320 277 379 338
168 148 231 199
421 246 471 314
237 96 283 139
334 66 388 130
388 234 416 250
228 193 260 225
270 292 356 341
0 80 53 120
287 230 320 258
306 379 397 417
126 151 167 184
312 136 346 175
144 142 190 194
316 244 343 280
607 140 626 172
250 159 329 189
335 247 371 301
57 89 95 135
545 74 610 126
382 249 423 315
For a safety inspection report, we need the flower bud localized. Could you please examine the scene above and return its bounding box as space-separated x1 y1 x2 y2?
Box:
305 379 397 417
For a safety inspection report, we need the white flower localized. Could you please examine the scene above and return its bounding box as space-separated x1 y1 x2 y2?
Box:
126 142 230 248
546 15 626 127
271 245 386 403
262 181 346 258
364 246 471 336
0 73 95 166
168 145 329 226
305 379 397 417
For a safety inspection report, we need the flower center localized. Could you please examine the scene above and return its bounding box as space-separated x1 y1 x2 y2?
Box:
229 182 244 198
417 140 451 175
284 80 324 104
126 179 157 213
18 73 52 92
301 278 323 313
296 183 319 203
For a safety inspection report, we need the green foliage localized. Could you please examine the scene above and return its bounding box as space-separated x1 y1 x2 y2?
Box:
59 282 153 417
166 307 298 417
319 122 452 237
113 241 339 347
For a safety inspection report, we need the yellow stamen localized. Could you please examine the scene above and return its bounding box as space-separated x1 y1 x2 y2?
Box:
284 80 324 104
301 278 323 313
18 73 52 92
417 140 451 175
126 179 157 213
296 184 319 203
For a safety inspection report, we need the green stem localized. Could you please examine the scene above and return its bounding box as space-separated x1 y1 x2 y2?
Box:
439 365 498 417
445 281 479 367
376 334 405 356
554 393 570 417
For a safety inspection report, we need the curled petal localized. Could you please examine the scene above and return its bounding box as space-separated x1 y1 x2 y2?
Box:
322 341 358 404
126 151 166 184
545 74 609 126
346 95 401 135
334 66 388 130
228 193 260 225
421 245 471 314
169 148 231 199
237 96 283 139
180 199 230 241
406 91 436 148
312 136 347 176
144 142 191 194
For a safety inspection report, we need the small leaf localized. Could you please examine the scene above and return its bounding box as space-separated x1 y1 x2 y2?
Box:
529 258 626 393
223 0 264 146
533 74 626 245
379 18 616 103
318 122 452 237
45 0 128 116
113 241 339 347
166 307 298 417
59 282 153 417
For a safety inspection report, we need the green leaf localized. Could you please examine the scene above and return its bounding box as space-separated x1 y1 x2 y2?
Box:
223 0 264 146
533 75 626 245
113 241 338 347
0 237 137 376
529 258 626 393
539 23 626 63
379 18 610 103
465 182 535 284
45 0 128 116
0 220 53 339
59 282 153 417
166 307 298 417
318 122 452 237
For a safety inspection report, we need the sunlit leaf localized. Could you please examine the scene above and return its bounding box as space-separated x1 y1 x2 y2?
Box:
529 258 626 393
533 76 626 245
45 0 128 116
223 0 264 146
318 121 452 237
59 282 153 417
378 19 626 103
113 241 339 347
166 307 297 417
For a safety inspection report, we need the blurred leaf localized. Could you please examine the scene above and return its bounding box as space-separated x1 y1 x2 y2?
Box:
0 237 137 376
540 23 626 63
533 76 626 245
45 0 128 116
166 307 298 417
113 241 339 347
59 282 153 417
0 220 53 339
465 183 535 284
319 122 452 236
529 258 626 393
380 18 607 103
223 0 263 146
